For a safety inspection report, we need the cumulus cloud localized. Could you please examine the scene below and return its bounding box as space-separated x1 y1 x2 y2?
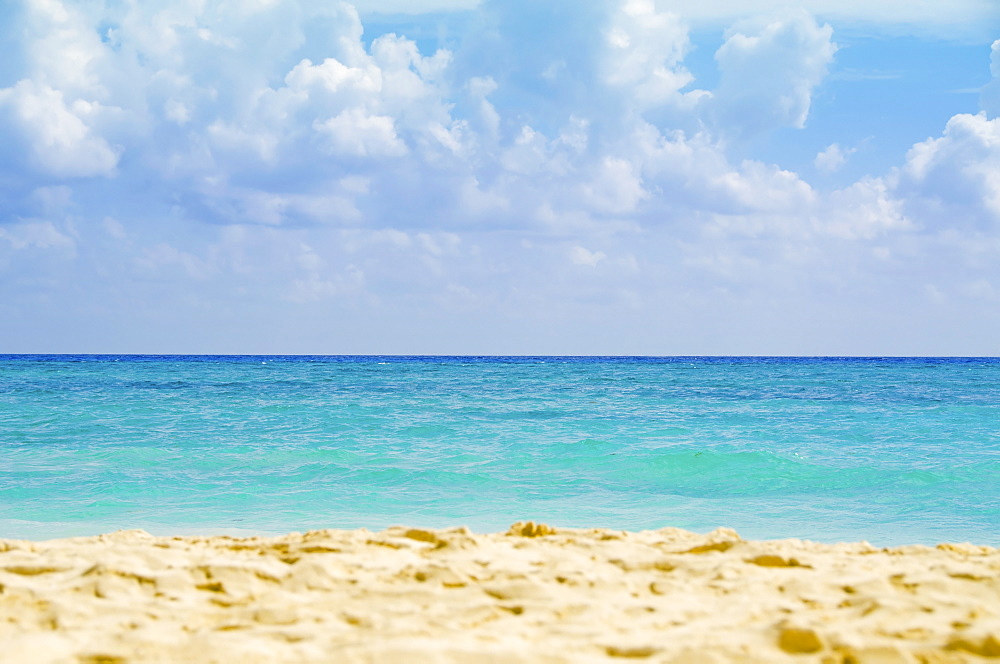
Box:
895 113 1000 228
0 81 121 177
814 143 856 173
822 177 909 240
601 0 705 111
314 109 408 157
709 11 837 138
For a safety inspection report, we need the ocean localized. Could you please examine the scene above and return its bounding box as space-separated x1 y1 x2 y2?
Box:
0 355 997 546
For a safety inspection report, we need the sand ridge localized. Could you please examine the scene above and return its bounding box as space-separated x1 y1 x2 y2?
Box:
1 522 998 663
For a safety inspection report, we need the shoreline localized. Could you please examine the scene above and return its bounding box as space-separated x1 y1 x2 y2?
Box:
2 522 998 663
6 516 992 551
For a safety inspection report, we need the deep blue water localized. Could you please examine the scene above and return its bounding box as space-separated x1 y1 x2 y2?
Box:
0 355 997 545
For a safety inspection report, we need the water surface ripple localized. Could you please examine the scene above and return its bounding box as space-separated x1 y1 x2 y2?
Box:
0 355 997 545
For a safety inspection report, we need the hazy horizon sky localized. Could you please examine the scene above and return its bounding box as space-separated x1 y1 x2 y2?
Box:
1 0 999 355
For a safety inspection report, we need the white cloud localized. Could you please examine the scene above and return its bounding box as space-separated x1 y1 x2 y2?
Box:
814 143 856 173
895 112 1000 228
716 160 816 214
164 99 192 125
602 0 707 111
500 126 551 175
632 122 816 218
207 119 281 164
570 246 607 267
0 81 121 177
284 57 382 100
982 39 1000 118
823 177 909 239
0 221 76 251
581 157 648 215
314 109 408 157
466 76 500 141
709 11 836 137
22 0 111 99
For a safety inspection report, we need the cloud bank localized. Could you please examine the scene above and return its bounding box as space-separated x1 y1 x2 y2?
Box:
1 0 999 354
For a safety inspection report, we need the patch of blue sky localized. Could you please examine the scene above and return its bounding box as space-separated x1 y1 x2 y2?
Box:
759 35 994 187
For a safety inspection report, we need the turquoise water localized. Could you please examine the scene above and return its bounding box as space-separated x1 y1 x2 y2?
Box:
0 355 997 546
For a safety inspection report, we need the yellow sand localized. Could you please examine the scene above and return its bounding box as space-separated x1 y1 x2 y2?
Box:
1 522 998 663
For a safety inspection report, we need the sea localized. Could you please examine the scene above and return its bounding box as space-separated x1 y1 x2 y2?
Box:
0 355 997 547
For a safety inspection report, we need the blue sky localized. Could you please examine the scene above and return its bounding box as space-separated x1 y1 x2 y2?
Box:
1 0 998 355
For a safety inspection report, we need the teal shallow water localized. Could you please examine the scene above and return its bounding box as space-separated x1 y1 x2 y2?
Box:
0 356 997 545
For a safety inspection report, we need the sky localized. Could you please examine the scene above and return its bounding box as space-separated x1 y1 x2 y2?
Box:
0 0 998 355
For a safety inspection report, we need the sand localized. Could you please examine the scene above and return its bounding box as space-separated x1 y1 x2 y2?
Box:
1 522 998 663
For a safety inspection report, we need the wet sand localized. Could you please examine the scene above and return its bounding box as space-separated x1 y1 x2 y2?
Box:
1 522 998 663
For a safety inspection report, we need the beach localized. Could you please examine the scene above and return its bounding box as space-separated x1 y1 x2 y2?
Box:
2 522 998 663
